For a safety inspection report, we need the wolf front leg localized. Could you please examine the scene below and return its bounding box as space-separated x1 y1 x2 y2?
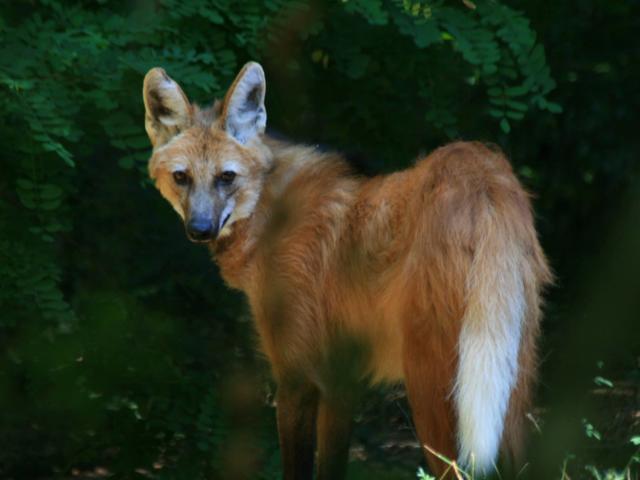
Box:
276 382 319 480
316 393 356 480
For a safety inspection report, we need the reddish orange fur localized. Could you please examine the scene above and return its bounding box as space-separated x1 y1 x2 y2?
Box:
143 64 552 479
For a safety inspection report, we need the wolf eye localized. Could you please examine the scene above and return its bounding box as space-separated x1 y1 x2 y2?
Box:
173 170 190 186
219 171 236 184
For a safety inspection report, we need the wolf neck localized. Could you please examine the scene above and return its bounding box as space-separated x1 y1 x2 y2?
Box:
212 136 356 291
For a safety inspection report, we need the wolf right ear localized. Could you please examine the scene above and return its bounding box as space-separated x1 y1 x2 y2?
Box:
143 68 192 148
220 62 267 144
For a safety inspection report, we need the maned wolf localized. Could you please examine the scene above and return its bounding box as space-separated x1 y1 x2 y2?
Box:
142 62 551 479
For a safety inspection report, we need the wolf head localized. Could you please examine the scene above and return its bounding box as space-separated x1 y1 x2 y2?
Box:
142 62 272 243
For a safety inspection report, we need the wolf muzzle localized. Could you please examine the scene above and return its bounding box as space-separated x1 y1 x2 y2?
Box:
186 217 216 242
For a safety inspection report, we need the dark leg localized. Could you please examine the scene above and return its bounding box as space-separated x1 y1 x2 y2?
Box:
276 383 319 480
316 394 355 480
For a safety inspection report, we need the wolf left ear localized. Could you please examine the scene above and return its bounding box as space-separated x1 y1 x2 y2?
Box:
143 68 192 148
220 62 267 144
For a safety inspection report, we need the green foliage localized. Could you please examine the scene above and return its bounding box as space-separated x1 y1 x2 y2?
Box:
566 417 640 480
582 418 602 441
300 0 558 148
416 466 436 480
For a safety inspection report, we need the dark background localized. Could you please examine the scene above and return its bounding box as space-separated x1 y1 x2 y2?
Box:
0 0 638 478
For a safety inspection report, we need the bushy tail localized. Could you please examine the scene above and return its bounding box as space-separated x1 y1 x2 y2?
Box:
453 212 531 475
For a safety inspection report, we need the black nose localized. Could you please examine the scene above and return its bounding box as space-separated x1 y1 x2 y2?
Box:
186 218 215 242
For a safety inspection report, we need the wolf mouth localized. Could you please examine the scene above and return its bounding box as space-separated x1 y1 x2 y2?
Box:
219 213 231 233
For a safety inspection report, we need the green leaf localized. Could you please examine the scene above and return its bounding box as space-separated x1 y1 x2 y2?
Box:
582 418 602 441
546 101 563 113
392 10 440 49
506 110 524 120
417 467 436 480
482 63 498 75
593 376 613 388
584 464 602 480
505 84 529 96
40 184 63 199
16 178 34 190
40 199 62 211
505 99 528 111
199 6 224 24
343 0 388 26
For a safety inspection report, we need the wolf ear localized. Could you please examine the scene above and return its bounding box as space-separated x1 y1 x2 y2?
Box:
220 62 266 144
143 68 192 147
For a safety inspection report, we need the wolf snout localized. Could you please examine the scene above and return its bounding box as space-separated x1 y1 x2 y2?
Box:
186 217 216 242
